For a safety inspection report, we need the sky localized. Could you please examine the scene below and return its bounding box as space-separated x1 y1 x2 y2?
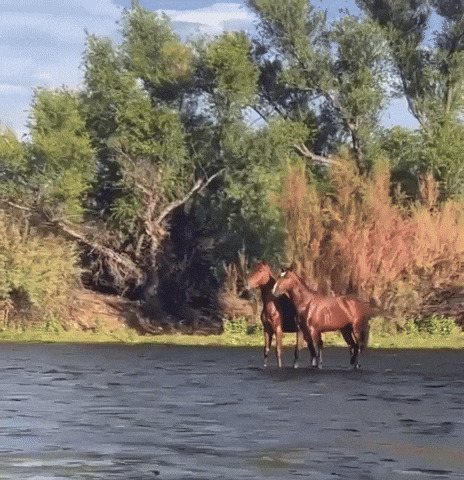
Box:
0 0 418 138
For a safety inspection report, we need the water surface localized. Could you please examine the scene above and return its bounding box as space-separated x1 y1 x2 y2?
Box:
0 344 463 479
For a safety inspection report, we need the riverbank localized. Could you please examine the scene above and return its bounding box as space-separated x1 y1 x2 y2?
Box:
0 321 463 349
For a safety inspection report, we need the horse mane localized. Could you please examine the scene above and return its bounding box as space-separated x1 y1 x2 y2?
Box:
282 267 316 293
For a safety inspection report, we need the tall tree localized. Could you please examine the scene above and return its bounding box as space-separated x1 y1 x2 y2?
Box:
29 88 96 220
356 0 464 126
78 7 222 300
356 0 464 194
247 0 391 171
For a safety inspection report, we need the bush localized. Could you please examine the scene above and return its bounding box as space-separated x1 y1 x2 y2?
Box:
277 154 464 321
414 316 458 336
0 212 80 326
222 316 251 336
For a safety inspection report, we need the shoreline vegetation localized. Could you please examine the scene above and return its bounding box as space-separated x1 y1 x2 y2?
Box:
3 5 464 344
0 317 462 350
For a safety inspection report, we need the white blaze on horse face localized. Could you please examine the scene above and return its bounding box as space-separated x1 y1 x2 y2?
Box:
271 283 278 296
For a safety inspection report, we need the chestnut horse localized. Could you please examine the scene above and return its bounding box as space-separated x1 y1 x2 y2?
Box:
272 268 371 368
247 262 300 368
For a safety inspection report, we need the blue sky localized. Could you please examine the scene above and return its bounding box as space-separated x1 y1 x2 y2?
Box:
0 0 417 137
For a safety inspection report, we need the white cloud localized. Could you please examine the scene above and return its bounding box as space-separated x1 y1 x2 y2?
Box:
161 3 252 27
0 0 121 17
0 1 123 136
160 2 255 37
0 1 258 136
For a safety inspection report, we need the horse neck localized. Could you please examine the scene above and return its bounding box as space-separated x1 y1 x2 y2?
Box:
259 277 276 302
288 279 313 307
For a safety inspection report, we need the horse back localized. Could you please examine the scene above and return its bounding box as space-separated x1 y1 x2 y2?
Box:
339 295 371 316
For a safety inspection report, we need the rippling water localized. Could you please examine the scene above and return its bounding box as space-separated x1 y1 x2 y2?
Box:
0 344 463 479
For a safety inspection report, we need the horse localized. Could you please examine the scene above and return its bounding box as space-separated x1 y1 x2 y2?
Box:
247 262 301 368
272 268 371 369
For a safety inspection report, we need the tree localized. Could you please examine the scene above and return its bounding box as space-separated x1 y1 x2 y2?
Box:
356 0 464 194
0 127 27 188
29 87 96 220
77 7 225 307
121 6 194 106
356 0 464 126
204 31 259 113
247 0 391 171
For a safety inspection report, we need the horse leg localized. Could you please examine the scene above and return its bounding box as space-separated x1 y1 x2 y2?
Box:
275 327 283 368
303 330 318 367
309 327 323 369
341 325 359 368
352 323 368 368
293 331 302 368
264 330 273 368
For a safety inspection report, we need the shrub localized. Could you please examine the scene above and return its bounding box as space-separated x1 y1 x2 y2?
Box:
222 316 251 336
277 154 464 321
415 316 458 336
0 212 80 326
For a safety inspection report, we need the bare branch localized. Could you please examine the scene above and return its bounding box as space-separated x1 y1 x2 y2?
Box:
155 170 223 229
53 220 145 288
293 144 339 166
1 200 32 212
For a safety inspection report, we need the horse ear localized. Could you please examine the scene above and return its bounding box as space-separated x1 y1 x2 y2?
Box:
279 266 290 277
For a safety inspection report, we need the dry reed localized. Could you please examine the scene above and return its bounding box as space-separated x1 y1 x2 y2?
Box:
278 155 464 319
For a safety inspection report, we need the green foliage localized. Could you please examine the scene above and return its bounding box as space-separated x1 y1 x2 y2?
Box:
249 0 392 170
82 35 124 146
116 98 187 162
404 316 459 336
250 0 320 64
208 118 314 261
205 32 259 108
121 6 192 87
29 88 96 219
82 10 192 228
329 16 390 129
222 316 262 345
223 316 250 336
0 130 26 173
357 0 464 127
44 313 67 333
0 213 79 310
376 119 464 198
421 118 464 197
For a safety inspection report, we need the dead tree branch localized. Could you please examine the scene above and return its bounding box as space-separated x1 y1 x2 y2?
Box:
293 144 340 166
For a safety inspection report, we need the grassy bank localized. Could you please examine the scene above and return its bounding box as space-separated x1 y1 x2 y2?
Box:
0 317 463 349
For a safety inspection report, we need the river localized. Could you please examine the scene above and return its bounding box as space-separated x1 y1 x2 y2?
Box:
0 344 463 479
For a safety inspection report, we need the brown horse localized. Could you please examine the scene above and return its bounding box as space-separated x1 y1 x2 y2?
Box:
272 268 371 368
247 262 301 368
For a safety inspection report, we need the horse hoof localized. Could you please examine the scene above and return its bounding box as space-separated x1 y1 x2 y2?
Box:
293 363 299 369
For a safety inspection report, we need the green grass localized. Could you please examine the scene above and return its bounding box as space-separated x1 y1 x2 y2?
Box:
0 316 463 349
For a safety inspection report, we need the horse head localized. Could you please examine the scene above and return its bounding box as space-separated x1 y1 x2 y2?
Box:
247 261 274 289
272 268 297 297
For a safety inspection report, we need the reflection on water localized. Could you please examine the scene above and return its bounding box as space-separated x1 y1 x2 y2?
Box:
0 344 463 479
